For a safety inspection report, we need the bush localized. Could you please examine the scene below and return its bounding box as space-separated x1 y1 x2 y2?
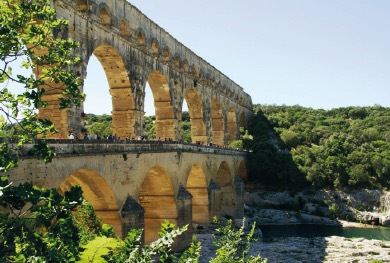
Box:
329 203 341 219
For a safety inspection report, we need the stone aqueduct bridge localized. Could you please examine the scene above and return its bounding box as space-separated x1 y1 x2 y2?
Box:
18 0 255 250
41 0 253 146
7 141 248 250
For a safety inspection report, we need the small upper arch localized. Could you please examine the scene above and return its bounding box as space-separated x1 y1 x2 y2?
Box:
119 20 131 37
99 4 111 26
137 31 146 46
162 46 171 62
191 65 198 78
183 59 189 72
75 0 89 12
151 39 159 56
173 55 180 67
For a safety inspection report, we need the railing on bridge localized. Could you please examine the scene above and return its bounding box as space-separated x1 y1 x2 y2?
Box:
12 139 250 157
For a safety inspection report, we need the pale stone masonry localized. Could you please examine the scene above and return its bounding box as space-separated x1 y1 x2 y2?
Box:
40 0 253 147
7 142 248 250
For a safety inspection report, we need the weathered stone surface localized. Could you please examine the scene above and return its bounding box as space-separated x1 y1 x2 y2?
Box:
40 0 253 145
245 189 390 226
381 214 390 226
381 192 390 212
6 142 247 248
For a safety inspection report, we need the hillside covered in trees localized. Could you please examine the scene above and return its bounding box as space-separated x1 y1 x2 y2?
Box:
246 105 390 190
82 105 389 190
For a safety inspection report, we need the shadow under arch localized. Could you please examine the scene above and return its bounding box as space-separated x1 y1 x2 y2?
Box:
186 164 209 223
216 161 235 216
211 99 224 146
238 160 248 181
139 165 177 243
91 45 135 139
147 71 175 140
58 169 121 235
227 106 237 142
184 89 206 143
240 112 247 129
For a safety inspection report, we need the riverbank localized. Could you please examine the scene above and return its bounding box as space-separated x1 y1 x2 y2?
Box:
244 189 390 227
196 228 390 263
339 219 375 228
194 188 390 262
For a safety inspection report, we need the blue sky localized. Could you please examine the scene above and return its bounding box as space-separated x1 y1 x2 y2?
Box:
84 0 390 115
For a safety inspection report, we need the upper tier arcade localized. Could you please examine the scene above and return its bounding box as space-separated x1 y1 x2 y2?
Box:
40 0 253 146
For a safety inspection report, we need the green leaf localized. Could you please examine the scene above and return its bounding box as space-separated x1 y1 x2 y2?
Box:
78 236 121 263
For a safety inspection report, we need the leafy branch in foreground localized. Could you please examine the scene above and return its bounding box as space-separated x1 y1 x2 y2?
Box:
211 218 266 263
0 178 84 262
104 220 201 263
0 0 85 169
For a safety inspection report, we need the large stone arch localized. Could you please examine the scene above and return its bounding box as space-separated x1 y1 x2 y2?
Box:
91 45 135 139
184 89 206 143
147 71 176 140
139 165 177 243
58 169 121 235
186 164 209 223
226 106 237 142
211 99 224 146
216 161 234 216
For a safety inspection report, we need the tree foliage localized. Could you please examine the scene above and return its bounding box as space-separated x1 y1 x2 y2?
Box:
250 104 390 189
211 218 266 263
0 179 84 262
83 112 193 141
0 0 84 168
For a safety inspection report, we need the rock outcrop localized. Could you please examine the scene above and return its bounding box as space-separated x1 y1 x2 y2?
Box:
245 189 390 226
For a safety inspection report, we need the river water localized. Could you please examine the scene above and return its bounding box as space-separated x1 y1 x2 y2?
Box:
259 224 390 241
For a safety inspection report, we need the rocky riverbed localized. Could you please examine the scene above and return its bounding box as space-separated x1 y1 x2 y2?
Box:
195 189 390 262
197 232 390 263
244 189 390 227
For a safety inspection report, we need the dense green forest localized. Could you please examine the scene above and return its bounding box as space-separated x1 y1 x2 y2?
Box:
246 105 390 190
84 112 192 141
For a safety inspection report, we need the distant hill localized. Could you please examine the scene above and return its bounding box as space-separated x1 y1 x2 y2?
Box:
246 104 390 190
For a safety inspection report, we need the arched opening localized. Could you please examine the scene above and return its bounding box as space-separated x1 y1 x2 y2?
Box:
186 164 209 223
211 99 224 146
240 112 247 129
83 54 112 139
143 82 156 139
227 107 237 142
75 0 88 11
151 40 159 56
100 7 111 25
137 32 145 46
119 20 131 37
184 89 206 144
139 165 177 243
174 55 180 67
183 60 189 72
163 47 170 62
216 161 234 216
181 99 191 142
147 71 175 140
238 160 248 181
88 45 134 139
58 169 121 235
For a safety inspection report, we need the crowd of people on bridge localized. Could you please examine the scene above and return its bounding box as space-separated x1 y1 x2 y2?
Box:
65 132 246 151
